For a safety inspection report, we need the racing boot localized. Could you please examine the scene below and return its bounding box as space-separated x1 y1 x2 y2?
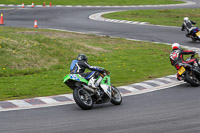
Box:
194 60 200 68
88 77 97 89
198 61 200 68
177 73 182 81
193 61 200 72
194 62 198 67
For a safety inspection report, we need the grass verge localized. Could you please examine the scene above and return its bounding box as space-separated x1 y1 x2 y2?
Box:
0 27 176 101
103 8 200 27
0 7 10 9
0 0 184 6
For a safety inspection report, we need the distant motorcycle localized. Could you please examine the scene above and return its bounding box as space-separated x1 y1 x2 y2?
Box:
63 69 122 110
185 27 200 42
176 54 200 86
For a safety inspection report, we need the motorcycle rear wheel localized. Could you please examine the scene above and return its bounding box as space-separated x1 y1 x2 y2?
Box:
185 72 200 87
191 37 197 42
111 86 122 105
73 88 94 110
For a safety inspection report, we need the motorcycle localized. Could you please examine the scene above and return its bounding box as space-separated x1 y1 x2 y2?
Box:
63 69 122 110
185 27 200 42
177 55 200 87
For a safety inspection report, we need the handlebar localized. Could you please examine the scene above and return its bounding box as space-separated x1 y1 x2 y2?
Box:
100 69 110 76
186 52 197 60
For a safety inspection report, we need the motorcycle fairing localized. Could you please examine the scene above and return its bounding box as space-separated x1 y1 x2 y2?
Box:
100 84 112 99
63 74 88 84
100 75 112 98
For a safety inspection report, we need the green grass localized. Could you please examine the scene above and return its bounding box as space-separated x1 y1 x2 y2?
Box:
0 7 9 9
0 27 176 101
103 8 200 27
0 0 184 6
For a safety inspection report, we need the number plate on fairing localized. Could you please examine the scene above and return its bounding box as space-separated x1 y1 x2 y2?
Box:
178 66 185 75
196 31 200 38
70 74 80 81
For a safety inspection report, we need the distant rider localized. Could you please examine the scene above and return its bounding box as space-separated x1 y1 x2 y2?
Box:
70 54 104 88
181 17 196 37
169 43 199 80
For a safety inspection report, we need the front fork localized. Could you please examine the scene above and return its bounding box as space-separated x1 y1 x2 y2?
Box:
111 86 117 97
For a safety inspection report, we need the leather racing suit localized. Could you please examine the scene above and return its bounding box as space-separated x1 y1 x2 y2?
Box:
70 60 103 87
170 48 197 80
181 20 196 36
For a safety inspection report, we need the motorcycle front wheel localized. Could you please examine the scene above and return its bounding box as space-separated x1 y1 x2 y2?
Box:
73 88 94 110
111 86 122 105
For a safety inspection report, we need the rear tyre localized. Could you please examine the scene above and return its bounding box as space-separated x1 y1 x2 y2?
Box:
73 88 93 110
185 72 200 87
192 37 197 42
111 86 122 105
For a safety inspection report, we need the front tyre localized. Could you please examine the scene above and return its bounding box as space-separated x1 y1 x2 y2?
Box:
185 72 200 87
111 86 122 105
73 88 94 110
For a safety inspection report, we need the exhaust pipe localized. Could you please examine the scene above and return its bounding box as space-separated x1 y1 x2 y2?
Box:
82 84 95 93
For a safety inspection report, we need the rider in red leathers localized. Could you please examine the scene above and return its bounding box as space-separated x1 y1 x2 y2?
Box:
170 43 199 80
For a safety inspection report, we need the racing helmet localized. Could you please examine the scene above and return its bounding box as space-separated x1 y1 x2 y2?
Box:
172 43 180 50
184 17 189 21
77 54 88 62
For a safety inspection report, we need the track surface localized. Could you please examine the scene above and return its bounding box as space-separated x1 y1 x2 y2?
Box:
0 84 200 133
1 0 200 47
1 0 200 133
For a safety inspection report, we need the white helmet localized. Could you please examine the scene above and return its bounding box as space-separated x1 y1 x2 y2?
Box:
184 17 189 21
172 43 180 50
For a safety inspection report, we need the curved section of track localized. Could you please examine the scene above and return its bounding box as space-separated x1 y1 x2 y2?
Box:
0 84 200 133
0 1 200 133
1 0 200 48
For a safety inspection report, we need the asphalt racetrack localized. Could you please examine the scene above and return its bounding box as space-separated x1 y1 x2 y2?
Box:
0 0 200 132
0 84 200 133
1 0 200 48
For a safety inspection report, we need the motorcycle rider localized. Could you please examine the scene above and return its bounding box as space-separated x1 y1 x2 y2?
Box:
170 43 199 80
70 54 104 89
181 17 196 37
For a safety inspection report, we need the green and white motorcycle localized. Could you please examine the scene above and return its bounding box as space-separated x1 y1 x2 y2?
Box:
63 69 122 110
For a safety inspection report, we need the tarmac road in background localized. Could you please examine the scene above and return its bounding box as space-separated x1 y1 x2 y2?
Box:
1 0 200 47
